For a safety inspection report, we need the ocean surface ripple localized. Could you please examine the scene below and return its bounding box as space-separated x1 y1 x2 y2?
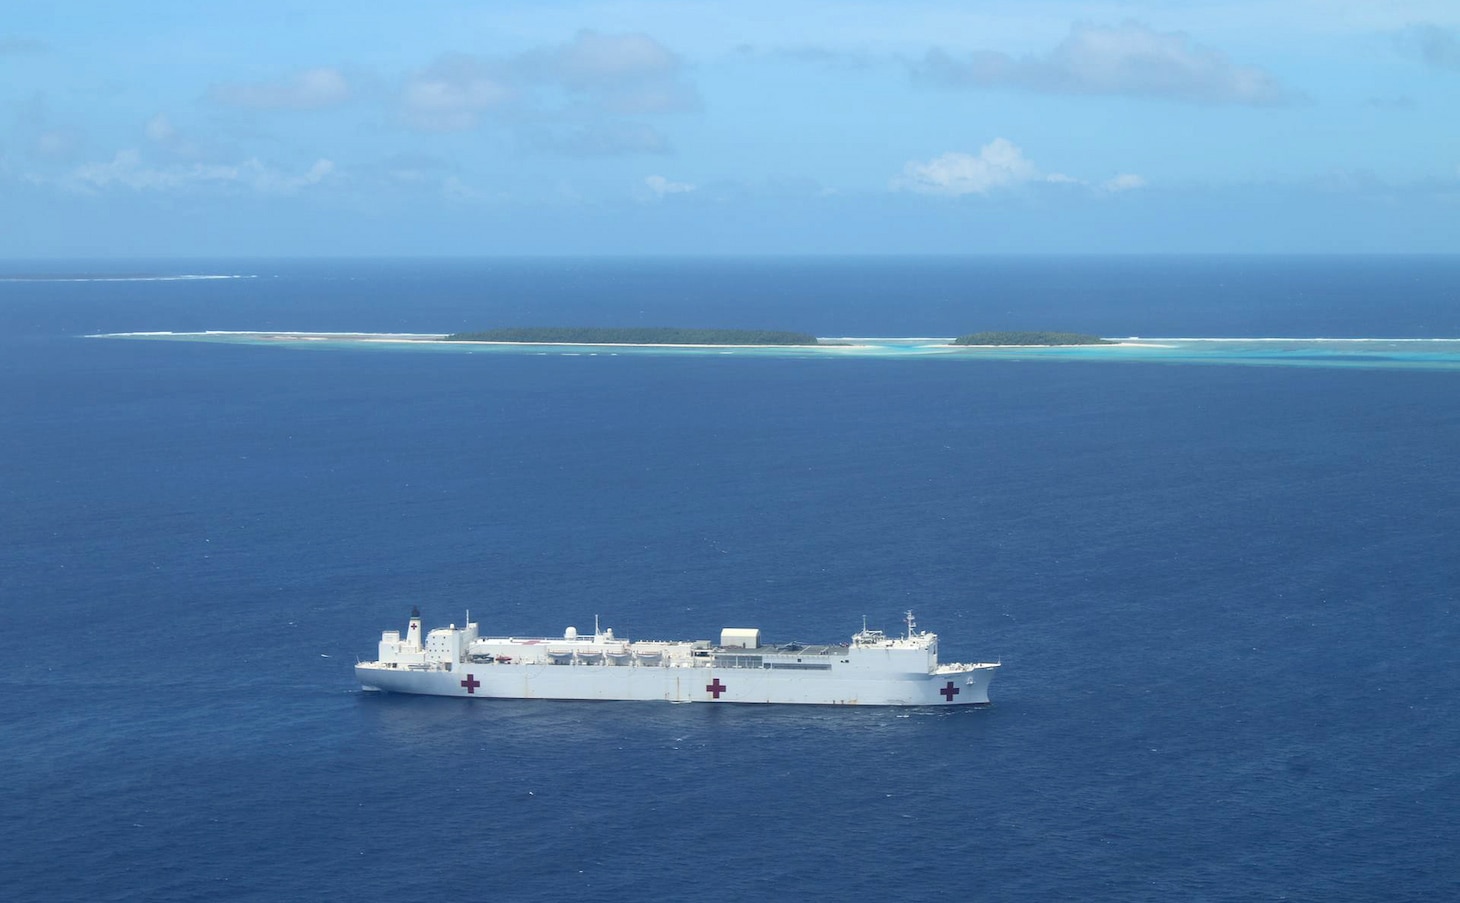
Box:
2 257 1457 902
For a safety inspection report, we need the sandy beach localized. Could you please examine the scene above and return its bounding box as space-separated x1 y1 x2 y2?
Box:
91 331 1173 351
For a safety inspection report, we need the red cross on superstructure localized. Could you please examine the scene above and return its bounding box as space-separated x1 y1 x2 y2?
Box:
706 678 727 699
461 673 480 694
939 680 960 702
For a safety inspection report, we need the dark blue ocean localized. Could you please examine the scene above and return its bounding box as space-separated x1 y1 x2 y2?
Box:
2 257 1458 901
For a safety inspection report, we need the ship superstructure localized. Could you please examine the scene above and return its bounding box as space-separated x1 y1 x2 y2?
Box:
357 609 999 706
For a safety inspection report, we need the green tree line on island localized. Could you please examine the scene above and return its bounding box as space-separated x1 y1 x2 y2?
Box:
951 331 1113 346
443 327 820 345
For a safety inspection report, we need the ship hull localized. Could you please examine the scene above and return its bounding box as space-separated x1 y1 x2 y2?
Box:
356 660 996 706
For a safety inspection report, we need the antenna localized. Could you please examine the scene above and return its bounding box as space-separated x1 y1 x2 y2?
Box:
905 610 916 639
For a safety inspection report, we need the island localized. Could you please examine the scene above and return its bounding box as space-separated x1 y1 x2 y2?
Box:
443 327 820 346
951 331 1113 346
84 331 1460 372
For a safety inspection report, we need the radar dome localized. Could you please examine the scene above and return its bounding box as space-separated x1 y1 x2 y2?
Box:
565 626 578 639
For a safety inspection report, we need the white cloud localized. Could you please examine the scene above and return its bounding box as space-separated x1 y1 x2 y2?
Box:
139 112 211 161
144 114 177 145
31 128 81 161
543 31 678 86
441 175 485 202
209 67 352 110
14 93 83 162
528 30 699 115
894 139 1145 198
644 174 695 197
382 152 452 185
400 31 696 144
893 139 1058 196
918 21 1292 105
286 158 335 191
401 56 513 131
65 149 334 194
1100 173 1148 193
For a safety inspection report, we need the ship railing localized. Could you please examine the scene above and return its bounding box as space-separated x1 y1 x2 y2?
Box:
934 661 1000 673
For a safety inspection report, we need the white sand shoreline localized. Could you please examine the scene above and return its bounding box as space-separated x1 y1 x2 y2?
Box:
88 330 1174 350
85 333 1460 358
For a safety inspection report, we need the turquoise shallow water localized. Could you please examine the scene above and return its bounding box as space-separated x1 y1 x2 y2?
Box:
98 332 1460 371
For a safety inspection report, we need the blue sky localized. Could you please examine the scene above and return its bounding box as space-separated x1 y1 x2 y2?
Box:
3 0 1458 256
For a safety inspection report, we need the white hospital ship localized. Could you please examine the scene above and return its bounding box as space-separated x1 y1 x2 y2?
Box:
357 609 999 706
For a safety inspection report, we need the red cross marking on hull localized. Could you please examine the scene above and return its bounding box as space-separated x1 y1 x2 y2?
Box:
940 680 960 702
461 673 480 694
706 678 727 699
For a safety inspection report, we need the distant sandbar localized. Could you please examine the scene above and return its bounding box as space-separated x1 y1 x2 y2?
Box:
85 331 1460 372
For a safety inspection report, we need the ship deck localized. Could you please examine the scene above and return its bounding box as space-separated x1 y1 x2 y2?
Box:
723 643 849 657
